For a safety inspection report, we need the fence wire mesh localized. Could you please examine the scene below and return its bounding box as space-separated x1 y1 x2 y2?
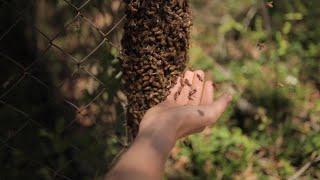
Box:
0 0 128 179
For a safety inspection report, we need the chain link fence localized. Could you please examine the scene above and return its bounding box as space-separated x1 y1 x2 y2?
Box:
0 0 129 179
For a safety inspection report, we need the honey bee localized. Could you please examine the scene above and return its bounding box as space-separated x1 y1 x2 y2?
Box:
212 82 218 89
196 74 203 82
257 42 266 50
188 88 197 100
180 77 185 86
184 79 192 86
146 10 156 15
197 110 205 116
154 98 160 104
174 91 179 101
128 4 138 13
176 82 182 90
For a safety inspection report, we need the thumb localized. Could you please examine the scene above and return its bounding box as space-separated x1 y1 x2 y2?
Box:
200 94 232 126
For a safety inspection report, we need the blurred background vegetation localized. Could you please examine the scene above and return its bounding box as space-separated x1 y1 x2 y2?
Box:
0 0 319 179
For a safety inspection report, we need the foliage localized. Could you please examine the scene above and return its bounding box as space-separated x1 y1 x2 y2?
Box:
165 0 320 179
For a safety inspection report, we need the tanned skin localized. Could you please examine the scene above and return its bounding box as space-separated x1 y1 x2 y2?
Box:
106 70 232 180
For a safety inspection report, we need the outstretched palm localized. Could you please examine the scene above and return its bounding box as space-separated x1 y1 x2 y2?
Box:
139 70 232 142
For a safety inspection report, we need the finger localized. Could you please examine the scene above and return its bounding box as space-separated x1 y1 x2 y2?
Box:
176 71 194 105
200 81 214 105
191 81 214 135
188 70 205 105
166 77 182 103
188 80 213 135
199 94 232 126
176 93 230 138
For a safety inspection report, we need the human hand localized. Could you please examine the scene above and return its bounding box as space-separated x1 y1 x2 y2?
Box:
106 70 232 180
137 70 233 153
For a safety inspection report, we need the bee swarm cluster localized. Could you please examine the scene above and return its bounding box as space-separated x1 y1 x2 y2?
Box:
121 0 192 138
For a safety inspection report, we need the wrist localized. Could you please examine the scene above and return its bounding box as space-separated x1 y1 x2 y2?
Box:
136 129 176 157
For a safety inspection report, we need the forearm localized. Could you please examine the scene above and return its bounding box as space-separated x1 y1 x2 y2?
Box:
106 132 175 180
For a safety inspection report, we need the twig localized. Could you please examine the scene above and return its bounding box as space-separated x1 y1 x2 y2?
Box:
243 6 258 30
288 155 320 180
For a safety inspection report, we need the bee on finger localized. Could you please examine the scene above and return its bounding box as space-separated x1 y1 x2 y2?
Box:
174 91 179 101
188 88 197 100
212 82 218 89
196 74 203 82
197 110 205 116
184 79 192 87
180 77 185 87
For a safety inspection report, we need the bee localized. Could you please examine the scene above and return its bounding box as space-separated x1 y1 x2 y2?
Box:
128 19 137 27
145 37 156 42
184 79 192 87
154 98 160 104
257 42 266 50
189 88 197 96
154 30 163 35
146 10 156 15
177 86 183 95
210 82 217 89
188 88 197 100
133 118 140 125
141 30 150 37
143 74 151 80
188 89 196 100
196 74 203 82
197 110 205 116
176 9 183 15
169 66 176 71
128 4 138 13
180 77 185 86
174 91 179 101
